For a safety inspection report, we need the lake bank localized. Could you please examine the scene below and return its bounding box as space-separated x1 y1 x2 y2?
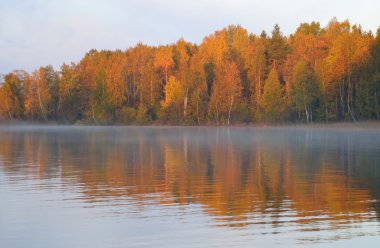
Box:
1 119 380 129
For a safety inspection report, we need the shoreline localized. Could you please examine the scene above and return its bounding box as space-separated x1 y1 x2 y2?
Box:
1 120 380 129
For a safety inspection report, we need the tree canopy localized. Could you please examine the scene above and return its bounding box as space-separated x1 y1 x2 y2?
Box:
1 19 379 124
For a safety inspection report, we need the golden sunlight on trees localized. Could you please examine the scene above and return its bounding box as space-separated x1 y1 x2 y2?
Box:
209 60 242 125
0 71 26 119
1 18 380 124
154 46 174 85
30 66 59 121
161 76 184 121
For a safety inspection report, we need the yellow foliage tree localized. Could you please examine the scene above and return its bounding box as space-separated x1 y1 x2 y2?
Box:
161 76 184 121
209 60 242 125
154 46 174 84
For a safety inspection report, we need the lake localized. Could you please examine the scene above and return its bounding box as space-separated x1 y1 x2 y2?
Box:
0 126 380 247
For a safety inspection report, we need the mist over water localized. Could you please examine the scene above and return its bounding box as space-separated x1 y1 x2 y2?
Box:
1 126 380 247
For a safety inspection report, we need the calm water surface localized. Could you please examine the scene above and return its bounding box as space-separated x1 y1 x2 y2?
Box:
0 126 380 247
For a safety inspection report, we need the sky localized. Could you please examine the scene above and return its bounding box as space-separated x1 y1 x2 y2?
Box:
0 0 380 74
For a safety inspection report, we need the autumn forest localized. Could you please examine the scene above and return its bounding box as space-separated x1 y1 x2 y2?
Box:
1 18 380 125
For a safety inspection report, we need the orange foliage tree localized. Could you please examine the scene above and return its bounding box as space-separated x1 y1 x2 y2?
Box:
1 18 380 124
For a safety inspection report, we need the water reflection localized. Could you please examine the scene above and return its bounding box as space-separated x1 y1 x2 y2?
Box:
1 126 380 246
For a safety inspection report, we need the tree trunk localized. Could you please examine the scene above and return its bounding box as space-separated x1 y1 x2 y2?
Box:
133 71 136 108
227 95 234 125
336 96 338 119
215 104 219 126
346 46 356 121
37 80 47 121
257 68 261 104
196 89 200 125
91 103 97 124
183 88 188 120
302 86 308 122
347 75 356 121
57 91 62 114
310 105 313 122
5 99 13 119
321 69 328 122
339 79 344 119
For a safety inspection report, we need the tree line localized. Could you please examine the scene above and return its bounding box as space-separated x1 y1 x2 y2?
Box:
1 18 379 124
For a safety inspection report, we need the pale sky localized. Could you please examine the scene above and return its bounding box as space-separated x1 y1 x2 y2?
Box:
0 0 379 74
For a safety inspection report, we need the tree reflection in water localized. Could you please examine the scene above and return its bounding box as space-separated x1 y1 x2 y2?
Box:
0 126 380 243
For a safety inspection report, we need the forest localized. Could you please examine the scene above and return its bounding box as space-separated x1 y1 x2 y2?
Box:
0 18 380 125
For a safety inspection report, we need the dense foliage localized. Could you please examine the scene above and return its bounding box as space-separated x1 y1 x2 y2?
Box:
1 19 380 124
